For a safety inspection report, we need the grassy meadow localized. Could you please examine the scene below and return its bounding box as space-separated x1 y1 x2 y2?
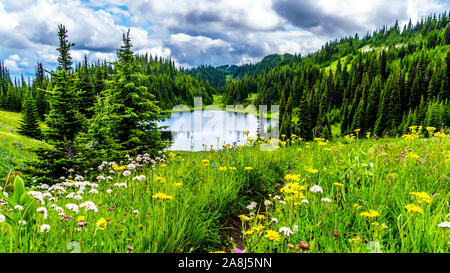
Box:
0 111 448 253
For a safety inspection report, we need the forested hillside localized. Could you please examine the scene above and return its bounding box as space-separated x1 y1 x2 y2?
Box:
0 52 214 117
222 14 450 139
184 53 298 90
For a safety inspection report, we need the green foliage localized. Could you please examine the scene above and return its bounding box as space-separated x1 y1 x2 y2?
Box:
17 93 41 140
87 30 165 161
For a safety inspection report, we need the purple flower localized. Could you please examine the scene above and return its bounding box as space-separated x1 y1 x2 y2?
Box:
234 248 245 253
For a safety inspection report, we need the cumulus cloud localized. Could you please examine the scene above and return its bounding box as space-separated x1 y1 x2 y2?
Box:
0 0 449 77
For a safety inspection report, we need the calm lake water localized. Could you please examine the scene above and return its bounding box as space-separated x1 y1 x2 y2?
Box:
158 110 278 151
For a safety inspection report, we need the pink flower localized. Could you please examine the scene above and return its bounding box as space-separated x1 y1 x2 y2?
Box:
77 221 87 227
333 231 339 237
299 242 310 250
127 246 134 251
234 247 245 253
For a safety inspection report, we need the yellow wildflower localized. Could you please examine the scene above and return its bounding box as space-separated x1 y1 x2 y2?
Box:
96 217 108 230
306 167 318 174
244 167 254 171
155 176 165 183
405 204 424 214
410 191 431 203
359 210 380 218
202 159 210 166
264 230 280 241
284 173 301 182
333 182 344 187
238 215 253 222
152 192 173 201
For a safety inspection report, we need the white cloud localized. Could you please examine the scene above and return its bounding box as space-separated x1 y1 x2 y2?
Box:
1 0 449 77
4 59 20 71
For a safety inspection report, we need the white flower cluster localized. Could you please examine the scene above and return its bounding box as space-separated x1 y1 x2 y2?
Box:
48 185 66 195
66 203 79 214
279 227 294 237
37 207 48 219
132 175 146 182
79 201 98 213
28 191 45 204
246 201 258 211
40 224 50 233
310 185 323 193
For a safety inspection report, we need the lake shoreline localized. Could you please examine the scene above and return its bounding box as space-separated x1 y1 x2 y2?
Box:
162 105 279 120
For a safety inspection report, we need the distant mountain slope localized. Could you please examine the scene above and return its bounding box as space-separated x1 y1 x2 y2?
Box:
184 53 298 90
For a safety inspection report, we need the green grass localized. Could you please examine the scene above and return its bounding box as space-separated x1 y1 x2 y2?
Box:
0 110 48 178
0 110 448 253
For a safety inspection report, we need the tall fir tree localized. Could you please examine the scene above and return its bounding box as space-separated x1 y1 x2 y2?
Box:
88 29 164 160
296 96 313 140
18 93 41 139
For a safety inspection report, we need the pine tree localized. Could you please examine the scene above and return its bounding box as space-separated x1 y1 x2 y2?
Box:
18 93 41 139
445 22 450 45
45 25 83 158
88 30 164 160
296 96 313 140
76 56 96 120
56 24 75 72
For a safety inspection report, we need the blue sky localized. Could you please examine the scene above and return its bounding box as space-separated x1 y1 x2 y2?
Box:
0 0 449 78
